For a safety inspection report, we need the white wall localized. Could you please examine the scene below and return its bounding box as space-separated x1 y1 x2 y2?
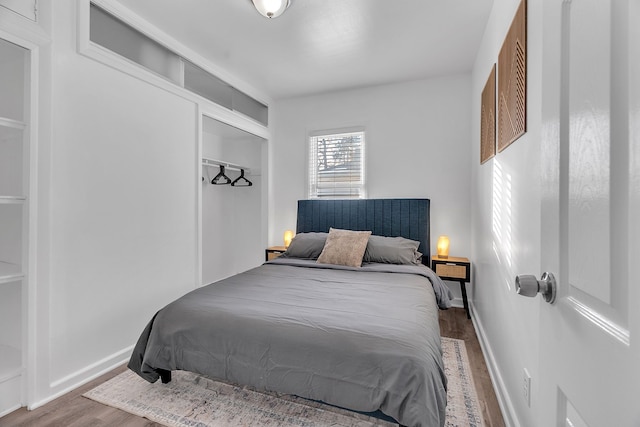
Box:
470 0 543 426
1 0 544 420
43 0 199 397
16 0 269 407
270 76 473 302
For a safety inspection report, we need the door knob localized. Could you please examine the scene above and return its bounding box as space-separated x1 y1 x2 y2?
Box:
515 272 557 304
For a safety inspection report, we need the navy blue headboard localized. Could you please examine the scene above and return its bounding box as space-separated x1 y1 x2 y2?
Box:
296 199 431 264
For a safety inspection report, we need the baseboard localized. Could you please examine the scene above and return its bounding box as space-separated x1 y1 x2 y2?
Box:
28 345 133 410
449 297 464 309
0 403 21 418
469 303 521 427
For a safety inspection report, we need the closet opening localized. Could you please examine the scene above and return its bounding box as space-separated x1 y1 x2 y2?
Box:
200 116 267 286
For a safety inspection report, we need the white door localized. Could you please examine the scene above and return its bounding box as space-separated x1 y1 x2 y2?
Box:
533 0 640 426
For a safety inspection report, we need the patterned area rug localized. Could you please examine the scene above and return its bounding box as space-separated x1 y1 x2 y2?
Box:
84 337 484 427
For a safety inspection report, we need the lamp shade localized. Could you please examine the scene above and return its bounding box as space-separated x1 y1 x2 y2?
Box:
437 235 450 258
252 0 291 18
283 230 295 247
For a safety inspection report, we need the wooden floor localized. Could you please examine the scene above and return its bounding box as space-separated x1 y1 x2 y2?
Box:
439 308 505 427
1 308 504 427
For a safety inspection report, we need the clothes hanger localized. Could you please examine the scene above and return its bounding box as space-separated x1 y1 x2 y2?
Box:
211 165 232 185
231 169 253 187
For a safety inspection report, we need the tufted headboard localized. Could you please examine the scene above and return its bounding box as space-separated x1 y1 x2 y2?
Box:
296 198 431 265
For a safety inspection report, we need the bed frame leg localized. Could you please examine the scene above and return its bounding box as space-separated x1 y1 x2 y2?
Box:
159 369 172 384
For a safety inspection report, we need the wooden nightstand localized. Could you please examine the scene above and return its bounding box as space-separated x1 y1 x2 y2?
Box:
431 256 472 319
265 246 287 261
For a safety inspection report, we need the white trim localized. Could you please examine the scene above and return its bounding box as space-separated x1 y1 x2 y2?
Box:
196 110 203 289
28 345 133 410
469 301 521 427
0 404 21 418
0 6 48 45
49 345 133 389
25 37 41 410
200 103 270 141
309 126 366 138
448 296 465 309
0 29 43 412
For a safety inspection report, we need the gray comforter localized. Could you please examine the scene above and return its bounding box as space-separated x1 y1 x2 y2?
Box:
128 259 451 427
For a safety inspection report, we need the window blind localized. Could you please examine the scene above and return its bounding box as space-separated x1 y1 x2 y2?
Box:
309 130 365 199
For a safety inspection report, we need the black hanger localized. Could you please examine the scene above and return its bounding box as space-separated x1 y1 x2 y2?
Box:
211 165 232 185
231 169 253 187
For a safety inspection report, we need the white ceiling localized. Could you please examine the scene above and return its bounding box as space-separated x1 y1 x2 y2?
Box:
116 0 494 100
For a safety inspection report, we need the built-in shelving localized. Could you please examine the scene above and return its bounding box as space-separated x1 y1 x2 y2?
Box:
0 36 28 416
0 344 21 382
0 116 26 201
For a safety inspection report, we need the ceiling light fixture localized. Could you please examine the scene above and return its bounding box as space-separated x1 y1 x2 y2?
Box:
251 0 291 19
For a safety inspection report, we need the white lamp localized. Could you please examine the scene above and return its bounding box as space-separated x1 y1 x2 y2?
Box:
251 0 291 18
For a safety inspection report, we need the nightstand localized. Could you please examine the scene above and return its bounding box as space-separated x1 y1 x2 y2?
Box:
431 256 472 319
265 246 287 261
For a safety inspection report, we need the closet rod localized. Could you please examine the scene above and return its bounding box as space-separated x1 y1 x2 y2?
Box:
202 157 251 174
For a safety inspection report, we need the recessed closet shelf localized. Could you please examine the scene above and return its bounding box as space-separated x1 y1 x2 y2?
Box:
0 345 22 382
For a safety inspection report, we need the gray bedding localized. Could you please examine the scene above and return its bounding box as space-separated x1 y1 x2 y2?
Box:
128 258 451 427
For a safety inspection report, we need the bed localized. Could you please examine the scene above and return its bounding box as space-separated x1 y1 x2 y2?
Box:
128 198 452 427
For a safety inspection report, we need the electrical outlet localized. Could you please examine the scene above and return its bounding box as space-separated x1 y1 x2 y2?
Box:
523 368 531 407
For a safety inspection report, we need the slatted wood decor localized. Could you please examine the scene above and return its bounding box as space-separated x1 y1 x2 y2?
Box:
497 0 527 152
480 64 496 164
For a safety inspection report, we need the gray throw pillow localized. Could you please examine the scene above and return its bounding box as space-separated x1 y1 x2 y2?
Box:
363 235 422 265
282 232 328 259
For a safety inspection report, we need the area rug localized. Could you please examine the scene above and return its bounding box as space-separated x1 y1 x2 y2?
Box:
84 337 484 427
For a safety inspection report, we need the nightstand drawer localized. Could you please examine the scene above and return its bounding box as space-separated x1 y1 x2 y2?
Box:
434 263 467 279
265 246 287 261
267 251 284 261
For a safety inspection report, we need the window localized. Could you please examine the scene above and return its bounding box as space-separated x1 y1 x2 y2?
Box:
90 4 182 82
308 130 365 199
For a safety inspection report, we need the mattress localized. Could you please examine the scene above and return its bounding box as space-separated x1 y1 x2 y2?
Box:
128 258 450 427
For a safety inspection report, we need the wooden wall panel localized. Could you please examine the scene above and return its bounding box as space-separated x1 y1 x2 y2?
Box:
497 0 527 152
481 64 496 164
